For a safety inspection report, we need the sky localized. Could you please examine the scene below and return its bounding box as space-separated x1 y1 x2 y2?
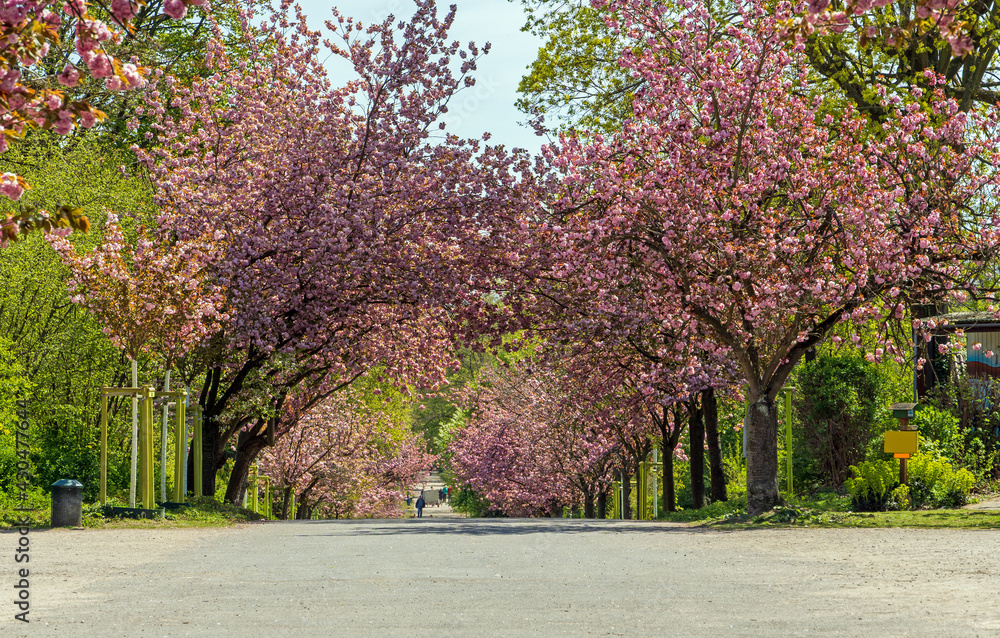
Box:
292 0 547 154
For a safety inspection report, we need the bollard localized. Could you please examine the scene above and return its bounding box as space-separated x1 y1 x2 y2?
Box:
51 479 84 527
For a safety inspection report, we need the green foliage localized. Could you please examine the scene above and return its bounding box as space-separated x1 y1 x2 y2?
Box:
0 132 159 500
658 496 747 523
889 484 910 511
516 2 635 133
795 353 884 486
844 458 898 511
908 453 975 508
913 405 961 460
845 452 976 512
919 376 1000 483
447 487 503 517
722 446 747 499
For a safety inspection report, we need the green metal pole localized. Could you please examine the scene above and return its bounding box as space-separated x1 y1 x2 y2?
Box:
141 387 156 509
100 391 108 506
252 466 259 514
193 405 203 499
160 371 171 504
264 478 270 519
174 391 186 503
290 491 296 520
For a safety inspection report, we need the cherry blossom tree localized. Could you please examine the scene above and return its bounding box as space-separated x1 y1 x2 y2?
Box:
50 214 225 363
259 387 434 519
548 0 1000 513
783 0 981 56
0 0 205 244
450 359 618 517
129 0 540 500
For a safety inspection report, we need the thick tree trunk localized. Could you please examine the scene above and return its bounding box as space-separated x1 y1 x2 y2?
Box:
659 406 682 513
689 396 705 510
746 394 781 515
224 430 267 505
703 388 727 502
662 447 676 512
621 467 632 520
280 485 292 520
584 493 595 519
597 490 607 519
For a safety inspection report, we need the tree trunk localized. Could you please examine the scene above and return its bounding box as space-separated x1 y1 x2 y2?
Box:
703 388 727 502
746 394 781 515
597 490 607 519
280 485 292 520
662 447 676 512
621 467 632 520
689 396 705 509
659 406 683 513
584 493 595 519
224 429 267 505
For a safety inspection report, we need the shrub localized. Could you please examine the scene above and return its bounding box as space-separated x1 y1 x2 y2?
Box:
913 406 961 460
844 459 898 511
796 354 882 486
908 453 975 508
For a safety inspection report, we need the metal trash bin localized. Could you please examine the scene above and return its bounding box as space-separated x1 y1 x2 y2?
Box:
51 479 84 527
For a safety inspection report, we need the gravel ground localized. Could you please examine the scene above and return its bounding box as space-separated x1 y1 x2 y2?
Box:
2 518 999 637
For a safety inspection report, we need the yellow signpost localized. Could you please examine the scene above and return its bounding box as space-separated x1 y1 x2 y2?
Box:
885 403 919 484
883 431 919 457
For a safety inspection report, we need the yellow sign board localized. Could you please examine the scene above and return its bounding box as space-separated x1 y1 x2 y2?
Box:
884 430 919 456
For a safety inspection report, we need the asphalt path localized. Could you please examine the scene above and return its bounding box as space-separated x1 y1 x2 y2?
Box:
3 518 1000 637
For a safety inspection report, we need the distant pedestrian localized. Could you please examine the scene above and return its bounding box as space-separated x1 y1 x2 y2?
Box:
438 489 445 505
415 495 425 518
443 486 449 503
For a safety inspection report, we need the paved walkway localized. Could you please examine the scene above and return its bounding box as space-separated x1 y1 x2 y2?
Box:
963 494 1000 510
3 519 999 637
409 470 464 518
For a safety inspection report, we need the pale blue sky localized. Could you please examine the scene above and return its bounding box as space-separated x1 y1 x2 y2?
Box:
292 0 546 154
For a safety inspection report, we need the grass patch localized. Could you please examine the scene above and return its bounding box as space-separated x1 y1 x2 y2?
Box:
655 492 1000 529
1 497 265 530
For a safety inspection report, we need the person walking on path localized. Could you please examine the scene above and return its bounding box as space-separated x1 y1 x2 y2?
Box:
415 495 425 518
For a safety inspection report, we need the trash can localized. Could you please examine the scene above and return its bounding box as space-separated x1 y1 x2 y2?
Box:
51 479 84 527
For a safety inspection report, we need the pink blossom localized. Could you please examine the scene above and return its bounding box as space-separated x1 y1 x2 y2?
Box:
57 64 80 87
0 173 25 201
163 0 187 19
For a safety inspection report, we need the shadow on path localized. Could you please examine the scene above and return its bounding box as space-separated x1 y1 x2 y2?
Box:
283 518 714 537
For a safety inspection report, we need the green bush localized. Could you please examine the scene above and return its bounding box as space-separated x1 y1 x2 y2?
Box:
908 453 975 508
844 459 898 511
796 354 882 486
913 406 961 460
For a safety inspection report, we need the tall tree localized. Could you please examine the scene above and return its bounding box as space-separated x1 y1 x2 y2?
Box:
122 0 540 500
546 0 1000 513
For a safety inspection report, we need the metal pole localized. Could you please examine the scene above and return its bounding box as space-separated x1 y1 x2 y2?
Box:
264 478 270 519
193 405 203 499
290 491 296 520
130 359 138 508
139 386 155 509
100 391 108 506
252 466 259 513
174 390 187 503
652 449 659 519
160 370 171 503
